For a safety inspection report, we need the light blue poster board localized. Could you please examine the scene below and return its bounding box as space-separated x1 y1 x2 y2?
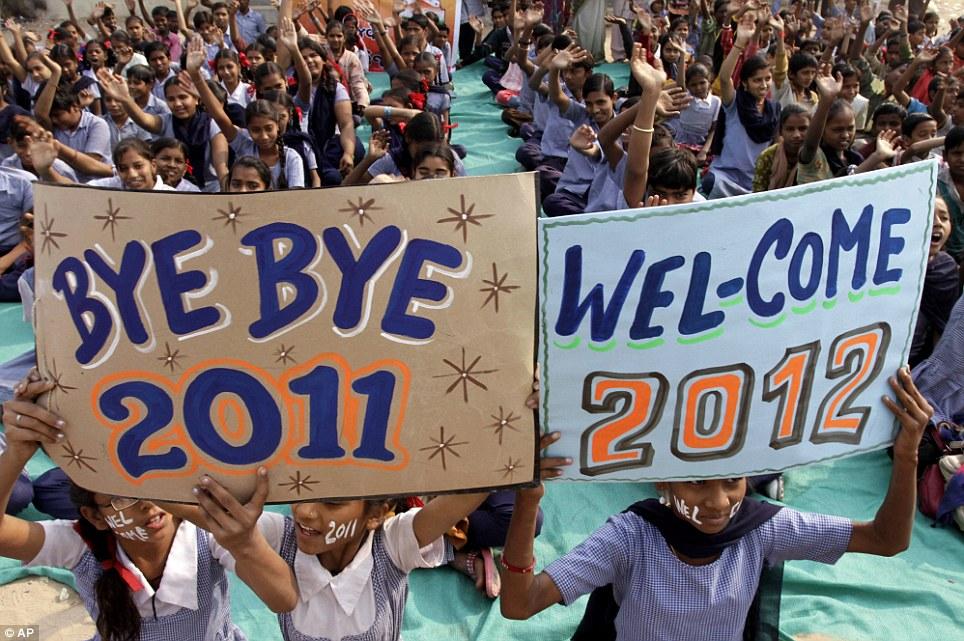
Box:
539 162 937 481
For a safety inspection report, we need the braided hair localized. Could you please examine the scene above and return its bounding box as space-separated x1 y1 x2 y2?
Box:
69 484 141 641
244 99 287 188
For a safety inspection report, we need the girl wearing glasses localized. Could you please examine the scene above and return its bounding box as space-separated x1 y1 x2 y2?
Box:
0 373 297 641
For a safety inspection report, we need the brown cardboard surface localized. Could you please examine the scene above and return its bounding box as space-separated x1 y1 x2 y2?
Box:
33 175 537 503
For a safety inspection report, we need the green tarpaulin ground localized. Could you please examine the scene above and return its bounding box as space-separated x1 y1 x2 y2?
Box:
0 62 960 640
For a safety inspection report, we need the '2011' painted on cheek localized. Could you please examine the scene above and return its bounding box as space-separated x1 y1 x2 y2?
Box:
325 519 358 545
105 510 149 541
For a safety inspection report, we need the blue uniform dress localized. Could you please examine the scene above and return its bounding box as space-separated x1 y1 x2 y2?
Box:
543 507 851 641
27 520 245 641
252 509 445 641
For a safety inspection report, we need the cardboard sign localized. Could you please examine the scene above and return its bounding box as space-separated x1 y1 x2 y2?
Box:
33 175 537 503
539 162 936 481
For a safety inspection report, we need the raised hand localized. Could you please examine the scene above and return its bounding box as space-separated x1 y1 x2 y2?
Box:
657 84 690 118
550 45 588 70
570 123 597 152
632 4 653 32
279 16 299 52
96 67 130 100
525 1 544 27
185 35 207 73
1 395 64 458
124 0 136 13
630 44 666 91
892 3 907 24
875 128 899 160
368 128 390 158
468 15 483 32
859 0 873 23
3 18 21 33
605 15 627 25
815 63 842 99
882 367 932 456
28 128 58 177
768 11 784 32
735 21 756 45
644 194 668 207
513 10 526 33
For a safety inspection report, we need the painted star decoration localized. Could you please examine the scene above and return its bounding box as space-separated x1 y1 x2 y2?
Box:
436 194 493 243
498 457 524 480
274 343 297 365
480 263 520 313
280 471 319 496
339 197 381 226
61 441 97 473
486 406 521 445
157 342 185 373
213 202 246 234
419 426 468 471
39 207 67 255
433 347 498 403
93 198 131 241
44 358 77 408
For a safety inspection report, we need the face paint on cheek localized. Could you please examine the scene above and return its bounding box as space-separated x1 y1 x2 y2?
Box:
104 510 149 541
324 518 359 544
105 511 134 530
729 501 742 518
671 496 703 526
117 527 150 541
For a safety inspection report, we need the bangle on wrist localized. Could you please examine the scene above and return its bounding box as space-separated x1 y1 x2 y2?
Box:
632 124 655 133
501 555 536 574
383 106 393 119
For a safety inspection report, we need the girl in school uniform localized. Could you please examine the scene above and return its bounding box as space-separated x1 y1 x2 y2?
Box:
541 73 615 217
96 67 229 192
186 39 304 190
500 367 932 641
151 137 201 191
704 24 780 199
213 49 254 109
224 155 271 192
180 390 549 641
344 111 466 185
0 375 296 641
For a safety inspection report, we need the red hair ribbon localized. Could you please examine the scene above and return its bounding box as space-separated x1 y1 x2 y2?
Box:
103 40 112 49
442 121 458 132
47 29 56 42
408 91 426 109
246 84 256 98
238 51 250 69
419 78 430 93
287 75 298 88
184 159 194 176
208 58 217 71
403 496 425 509
294 106 303 121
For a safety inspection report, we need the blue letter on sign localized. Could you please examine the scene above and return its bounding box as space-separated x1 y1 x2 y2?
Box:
555 245 644 342
151 230 220 336
382 239 463 340
243 223 319 339
53 256 113 365
184 368 282 465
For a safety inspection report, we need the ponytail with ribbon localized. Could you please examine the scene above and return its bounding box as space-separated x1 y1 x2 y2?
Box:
70 503 144 641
